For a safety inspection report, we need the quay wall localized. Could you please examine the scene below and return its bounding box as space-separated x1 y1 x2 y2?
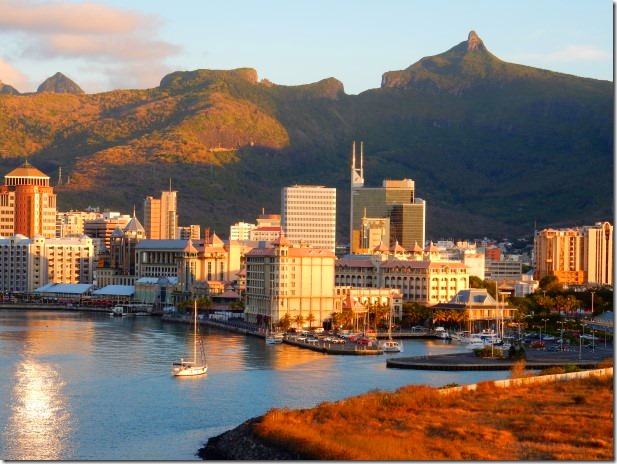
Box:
440 367 613 394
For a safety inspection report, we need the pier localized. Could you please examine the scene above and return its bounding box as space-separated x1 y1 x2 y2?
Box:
387 349 612 371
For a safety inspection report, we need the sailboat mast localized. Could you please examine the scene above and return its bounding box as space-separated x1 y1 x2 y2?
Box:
194 301 197 363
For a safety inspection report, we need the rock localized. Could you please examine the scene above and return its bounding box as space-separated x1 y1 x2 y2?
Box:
467 31 483 51
197 417 306 460
0 80 20 95
37 72 84 94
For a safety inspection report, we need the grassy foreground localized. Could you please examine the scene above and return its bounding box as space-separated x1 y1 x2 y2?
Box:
254 371 613 460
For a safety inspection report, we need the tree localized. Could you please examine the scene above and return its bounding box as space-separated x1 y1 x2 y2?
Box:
432 310 447 327
535 295 555 315
306 312 316 329
539 275 562 293
293 314 304 330
278 313 292 332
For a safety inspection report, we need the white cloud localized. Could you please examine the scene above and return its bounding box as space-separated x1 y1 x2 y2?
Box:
0 0 181 91
0 0 150 35
544 45 610 62
0 57 31 92
518 45 610 64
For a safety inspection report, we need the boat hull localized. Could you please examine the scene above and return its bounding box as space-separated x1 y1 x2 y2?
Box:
172 365 208 376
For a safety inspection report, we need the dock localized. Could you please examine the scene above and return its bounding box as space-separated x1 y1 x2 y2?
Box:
387 349 612 371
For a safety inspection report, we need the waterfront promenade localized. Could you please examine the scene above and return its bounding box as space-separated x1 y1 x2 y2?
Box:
387 345 613 371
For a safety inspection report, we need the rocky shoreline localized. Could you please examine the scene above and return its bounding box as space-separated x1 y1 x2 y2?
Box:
197 417 307 460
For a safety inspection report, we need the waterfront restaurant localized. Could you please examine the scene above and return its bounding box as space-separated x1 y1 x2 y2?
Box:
431 288 517 333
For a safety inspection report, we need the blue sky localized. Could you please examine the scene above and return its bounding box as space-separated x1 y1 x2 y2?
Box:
0 0 613 94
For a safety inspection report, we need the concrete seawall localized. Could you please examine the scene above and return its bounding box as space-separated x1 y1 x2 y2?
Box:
440 367 613 394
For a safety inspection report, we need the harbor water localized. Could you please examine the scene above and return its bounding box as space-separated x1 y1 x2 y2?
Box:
0 310 511 460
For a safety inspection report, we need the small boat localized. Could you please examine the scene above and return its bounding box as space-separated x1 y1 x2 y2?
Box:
381 340 403 353
379 304 403 352
172 301 207 377
110 305 132 317
467 341 485 350
265 332 284 344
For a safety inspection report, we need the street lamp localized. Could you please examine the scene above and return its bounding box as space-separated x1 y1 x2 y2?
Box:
557 321 565 351
579 322 585 360
540 318 548 342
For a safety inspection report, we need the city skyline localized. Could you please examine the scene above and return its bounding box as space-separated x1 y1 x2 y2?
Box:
0 0 611 94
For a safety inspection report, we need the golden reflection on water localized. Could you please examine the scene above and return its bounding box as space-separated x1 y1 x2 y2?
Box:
4 359 72 460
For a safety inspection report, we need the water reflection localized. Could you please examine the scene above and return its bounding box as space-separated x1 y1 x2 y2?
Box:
0 311 510 460
4 359 73 460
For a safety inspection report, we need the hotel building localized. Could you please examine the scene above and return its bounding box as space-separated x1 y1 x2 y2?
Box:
0 234 94 292
534 222 613 286
244 236 336 326
281 185 336 253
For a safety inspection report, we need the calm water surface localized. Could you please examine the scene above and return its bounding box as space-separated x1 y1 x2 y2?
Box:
0 310 510 460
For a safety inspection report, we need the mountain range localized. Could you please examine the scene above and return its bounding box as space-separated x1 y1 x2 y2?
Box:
0 31 612 242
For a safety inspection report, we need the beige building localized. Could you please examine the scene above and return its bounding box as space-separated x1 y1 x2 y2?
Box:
0 234 94 292
144 190 178 240
45 235 95 284
84 212 131 251
244 236 336 326
57 209 103 237
178 225 201 240
335 242 469 306
230 222 255 241
534 222 613 286
134 233 249 297
432 288 517 333
281 185 336 253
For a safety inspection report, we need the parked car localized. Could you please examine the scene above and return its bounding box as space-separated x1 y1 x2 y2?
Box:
297 335 307 342
332 338 346 344
306 337 319 344
531 340 545 348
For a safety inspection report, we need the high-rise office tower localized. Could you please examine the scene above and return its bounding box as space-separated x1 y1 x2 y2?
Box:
144 188 178 240
0 161 57 238
281 185 336 253
349 142 426 253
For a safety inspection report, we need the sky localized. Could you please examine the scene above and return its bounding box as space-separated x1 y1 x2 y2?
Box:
0 0 613 95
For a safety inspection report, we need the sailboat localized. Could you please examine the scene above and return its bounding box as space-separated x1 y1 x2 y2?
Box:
172 301 208 377
380 304 403 353
265 319 284 344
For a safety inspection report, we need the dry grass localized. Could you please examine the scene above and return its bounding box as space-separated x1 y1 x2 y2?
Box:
254 374 613 460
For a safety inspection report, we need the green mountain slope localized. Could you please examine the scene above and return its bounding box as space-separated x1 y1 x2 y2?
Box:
0 31 611 242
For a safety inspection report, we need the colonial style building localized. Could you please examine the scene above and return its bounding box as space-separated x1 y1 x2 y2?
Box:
0 161 57 238
431 288 517 333
335 242 469 306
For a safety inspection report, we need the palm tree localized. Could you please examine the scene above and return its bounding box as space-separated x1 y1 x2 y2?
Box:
432 309 447 328
278 313 292 332
293 314 304 330
306 312 316 330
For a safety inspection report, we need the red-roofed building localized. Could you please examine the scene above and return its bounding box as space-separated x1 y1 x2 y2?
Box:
335 253 470 306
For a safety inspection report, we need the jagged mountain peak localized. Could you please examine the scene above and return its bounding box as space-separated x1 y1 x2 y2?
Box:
466 30 483 51
37 72 84 95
